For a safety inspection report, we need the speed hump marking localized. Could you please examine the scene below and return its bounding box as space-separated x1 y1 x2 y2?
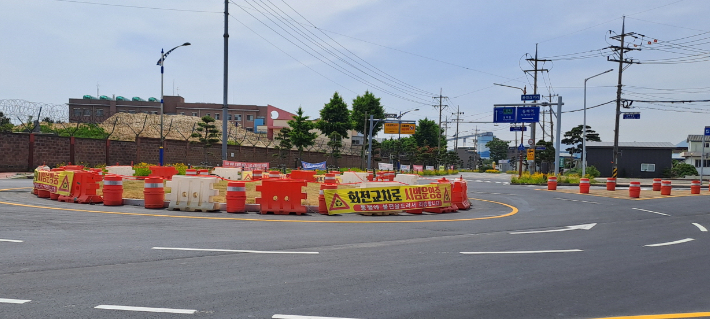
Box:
526 149 535 160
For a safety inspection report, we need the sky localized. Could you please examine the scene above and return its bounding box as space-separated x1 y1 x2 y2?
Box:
2 0 710 148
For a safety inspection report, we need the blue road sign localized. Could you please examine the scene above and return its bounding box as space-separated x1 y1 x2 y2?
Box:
521 94 541 101
510 126 527 131
518 144 525 151
622 112 640 119
494 107 516 123
516 106 540 123
705 127 710 136
535 146 546 150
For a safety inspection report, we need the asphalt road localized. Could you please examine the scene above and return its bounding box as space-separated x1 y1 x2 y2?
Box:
1 173 709 319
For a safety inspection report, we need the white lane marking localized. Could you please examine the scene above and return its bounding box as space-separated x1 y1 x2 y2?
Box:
645 238 695 247
0 298 31 304
273 315 362 319
693 223 708 232
461 249 583 254
631 208 670 216
152 247 319 254
495 181 502 184
510 223 596 235
554 198 599 204
95 305 197 314
0 239 23 243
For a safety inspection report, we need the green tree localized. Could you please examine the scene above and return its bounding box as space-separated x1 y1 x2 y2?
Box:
327 131 344 168
0 112 14 132
401 137 418 165
412 118 444 148
352 91 384 167
486 137 510 164
533 140 555 171
317 92 352 138
190 115 220 164
288 107 318 168
671 161 698 177
561 125 601 156
273 127 292 169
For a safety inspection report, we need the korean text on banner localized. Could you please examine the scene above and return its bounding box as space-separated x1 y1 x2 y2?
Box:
378 162 394 170
222 160 269 170
33 169 74 196
301 161 327 170
425 166 435 171
323 183 452 215
412 165 423 172
400 165 410 172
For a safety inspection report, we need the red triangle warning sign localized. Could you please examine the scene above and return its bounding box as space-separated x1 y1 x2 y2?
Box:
443 187 451 201
328 193 351 211
58 175 70 193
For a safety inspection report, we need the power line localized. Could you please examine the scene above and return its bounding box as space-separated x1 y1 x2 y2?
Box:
52 0 221 13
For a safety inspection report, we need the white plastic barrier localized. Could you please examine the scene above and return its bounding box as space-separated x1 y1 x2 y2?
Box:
106 165 135 177
358 181 402 188
394 174 419 185
341 172 368 184
212 167 242 180
165 175 220 212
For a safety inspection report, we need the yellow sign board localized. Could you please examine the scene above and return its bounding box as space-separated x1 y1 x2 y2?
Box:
526 149 535 160
384 123 400 134
400 123 416 134
323 184 452 215
33 169 74 196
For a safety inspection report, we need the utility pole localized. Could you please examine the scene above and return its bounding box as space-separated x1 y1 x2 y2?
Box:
452 106 464 151
433 89 448 167
221 0 229 163
524 44 550 172
608 16 641 178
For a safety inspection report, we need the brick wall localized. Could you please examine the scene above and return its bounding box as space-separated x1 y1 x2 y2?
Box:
0 132 369 172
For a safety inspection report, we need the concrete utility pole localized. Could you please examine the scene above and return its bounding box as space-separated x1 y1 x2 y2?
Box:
608 15 641 178
433 89 448 166
524 44 550 173
221 0 229 163
452 106 464 151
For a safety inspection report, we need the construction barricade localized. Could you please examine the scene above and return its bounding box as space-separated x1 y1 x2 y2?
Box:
606 178 616 191
59 170 103 204
106 165 135 177
165 175 220 212
198 169 210 176
691 180 701 194
629 181 641 198
547 176 557 190
102 174 124 206
451 178 471 210
424 178 458 214
394 174 418 185
290 170 317 182
226 181 247 213
186 169 198 176
324 173 337 184
318 184 339 215
149 166 178 180
255 179 308 215
213 167 242 181
143 177 165 209
268 170 281 179
661 180 672 196
652 178 662 191
340 171 367 184
579 178 590 194
48 168 64 200
252 170 263 181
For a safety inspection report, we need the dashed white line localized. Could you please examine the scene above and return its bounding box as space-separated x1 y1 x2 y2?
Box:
554 198 599 204
692 223 708 232
95 305 197 314
645 238 694 247
273 315 362 319
0 239 23 243
631 208 670 216
461 249 583 254
152 247 319 254
0 298 31 304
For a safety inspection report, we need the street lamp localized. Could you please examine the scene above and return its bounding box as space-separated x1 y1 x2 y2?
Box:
395 108 418 170
583 69 613 177
493 83 526 94
494 83 527 174
157 42 191 166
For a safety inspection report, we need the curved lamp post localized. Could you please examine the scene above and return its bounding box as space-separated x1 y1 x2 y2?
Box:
583 69 613 177
157 42 191 166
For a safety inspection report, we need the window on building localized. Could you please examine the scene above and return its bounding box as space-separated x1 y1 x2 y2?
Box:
247 114 254 121
246 127 254 132
129 110 136 114
73 108 82 117
695 159 710 167
705 142 709 148
180 112 185 116
235 114 242 121
83 109 91 116
151 111 158 115
96 109 104 117
192 112 198 117
641 163 656 172
228 114 232 120
215 113 219 120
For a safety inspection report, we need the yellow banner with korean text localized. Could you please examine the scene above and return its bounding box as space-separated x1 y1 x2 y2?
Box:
323 184 452 215
33 169 74 196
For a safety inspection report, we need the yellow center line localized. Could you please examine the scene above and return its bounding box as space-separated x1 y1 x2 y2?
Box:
593 311 710 319
0 188 518 223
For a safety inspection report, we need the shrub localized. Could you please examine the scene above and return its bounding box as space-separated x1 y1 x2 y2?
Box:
671 162 698 177
511 172 546 184
168 163 188 175
485 169 500 173
133 162 154 176
585 166 601 178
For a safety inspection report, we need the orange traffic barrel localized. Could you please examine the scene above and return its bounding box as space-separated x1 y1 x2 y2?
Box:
102 174 124 206
606 178 616 191
253 170 263 181
318 183 338 215
579 178 590 194
547 176 557 190
652 178 662 191
324 173 337 184
186 169 197 176
629 181 641 198
268 170 281 179
691 180 701 194
198 169 209 176
143 177 165 209
367 171 373 181
661 180 672 196
226 181 247 213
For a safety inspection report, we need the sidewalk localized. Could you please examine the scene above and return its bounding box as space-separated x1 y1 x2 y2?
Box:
601 177 699 188
0 172 32 179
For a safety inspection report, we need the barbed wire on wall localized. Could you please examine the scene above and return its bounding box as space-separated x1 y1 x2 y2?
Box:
0 99 69 124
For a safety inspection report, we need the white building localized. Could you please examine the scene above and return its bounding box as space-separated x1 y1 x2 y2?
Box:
681 135 710 175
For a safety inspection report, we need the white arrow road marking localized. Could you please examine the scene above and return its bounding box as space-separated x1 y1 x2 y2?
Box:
645 238 695 247
152 247 319 254
632 208 670 216
693 223 708 232
0 298 31 304
273 315 362 319
461 249 583 254
510 223 597 235
95 305 196 314
0 239 23 243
